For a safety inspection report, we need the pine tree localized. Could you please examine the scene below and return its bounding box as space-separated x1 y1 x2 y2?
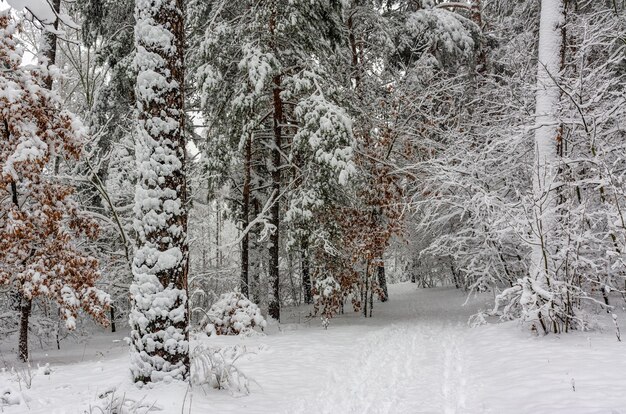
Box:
129 0 189 383
194 0 352 320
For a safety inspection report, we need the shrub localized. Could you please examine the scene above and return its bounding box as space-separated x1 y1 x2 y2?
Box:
202 293 266 336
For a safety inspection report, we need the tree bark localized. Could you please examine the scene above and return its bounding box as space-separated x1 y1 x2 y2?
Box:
110 305 116 333
268 73 282 321
130 0 189 383
301 237 312 304
267 1 281 321
41 0 61 90
377 262 388 302
18 297 32 362
528 0 565 334
241 134 251 297
530 0 564 283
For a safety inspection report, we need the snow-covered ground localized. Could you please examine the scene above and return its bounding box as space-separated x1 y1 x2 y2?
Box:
2 283 626 413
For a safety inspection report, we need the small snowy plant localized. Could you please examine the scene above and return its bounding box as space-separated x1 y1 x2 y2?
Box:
313 276 342 324
202 293 266 336
190 344 252 395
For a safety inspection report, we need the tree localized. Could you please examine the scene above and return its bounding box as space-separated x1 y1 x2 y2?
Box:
194 0 352 321
523 0 565 333
128 0 189 383
0 12 109 362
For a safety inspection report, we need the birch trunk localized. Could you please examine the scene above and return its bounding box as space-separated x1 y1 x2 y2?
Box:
530 0 563 285
527 0 564 333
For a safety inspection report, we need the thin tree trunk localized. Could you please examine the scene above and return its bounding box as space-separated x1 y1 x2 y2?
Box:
215 201 222 267
377 262 388 302
110 305 116 333
41 0 61 90
266 1 281 322
11 168 31 361
19 297 31 362
268 73 282 321
301 237 312 304
363 261 369 317
241 134 251 297
471 0 487 74
252 197 261 304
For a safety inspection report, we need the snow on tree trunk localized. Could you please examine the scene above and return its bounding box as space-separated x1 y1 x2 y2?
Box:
526 0 564 333
241 133 251 298
129 0 189 383
268 73 282 322
267 1 281 322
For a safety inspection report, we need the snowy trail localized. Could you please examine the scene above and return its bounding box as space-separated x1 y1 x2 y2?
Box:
291 286 479 414
4 283 626 413
299 323 468 414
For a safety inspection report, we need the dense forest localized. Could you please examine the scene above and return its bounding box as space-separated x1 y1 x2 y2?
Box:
1 0 626 412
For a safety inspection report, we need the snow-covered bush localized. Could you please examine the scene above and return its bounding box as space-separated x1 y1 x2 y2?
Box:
313 276 342 320
0 385 24 407
190 344 251 395
201 293 266 336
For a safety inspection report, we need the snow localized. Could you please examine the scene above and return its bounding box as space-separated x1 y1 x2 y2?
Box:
2 283 626 413
6 0 78 29
6 0 56 24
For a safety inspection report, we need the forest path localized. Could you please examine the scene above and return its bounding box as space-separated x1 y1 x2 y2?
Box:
289 284 487 414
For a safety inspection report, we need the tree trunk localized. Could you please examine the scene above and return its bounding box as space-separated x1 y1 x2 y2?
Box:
215 201 222 267
18 297 31 362
268 73 282 321
377 262 388 302
129 0 189 383
471 0 487 74
110 305 116 333
251 197 261 304
265 1 282 322
530 0 564 283
363 262 369 317
241 134 251 297
528 0 565 333
41 0 61 89
301 237 312 304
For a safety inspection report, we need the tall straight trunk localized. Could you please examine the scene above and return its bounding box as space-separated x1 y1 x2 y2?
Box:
268 73 282 321
241 134 251 297
129 0 189 383
528 0 564 334
251 197 262 304
267 2 281 321
301 237 312 304
363 261 369 317
215 201 221 267
530 0 564 284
